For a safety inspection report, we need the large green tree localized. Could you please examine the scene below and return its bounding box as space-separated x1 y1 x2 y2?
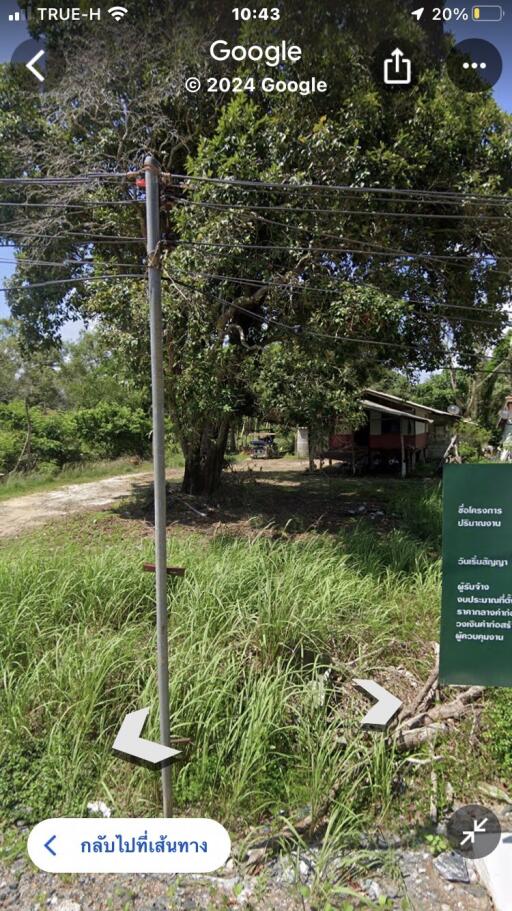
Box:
0 319 66 408
1 0 511 492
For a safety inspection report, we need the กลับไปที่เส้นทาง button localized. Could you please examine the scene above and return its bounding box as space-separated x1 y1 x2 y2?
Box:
28 817 231 873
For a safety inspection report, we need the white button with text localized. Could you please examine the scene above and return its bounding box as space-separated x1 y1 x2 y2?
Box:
28 818 231 873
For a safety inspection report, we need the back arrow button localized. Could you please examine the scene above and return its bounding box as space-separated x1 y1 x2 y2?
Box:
44 835 57 856
26 49 45 82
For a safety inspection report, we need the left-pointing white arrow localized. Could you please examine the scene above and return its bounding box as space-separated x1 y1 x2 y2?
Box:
26 49 45 82
113 708 181 765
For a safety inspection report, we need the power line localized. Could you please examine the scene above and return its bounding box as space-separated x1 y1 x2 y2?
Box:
0 256 143 269
172 267 512 324
169 275 508 371
8 229 508 272
4 253 509 328
1 231 143 243
246 212 512 255
0 200 141 209
168 173 512 206
173 239 509 266
0 172 142 185
408 310 509 330
173 239 512 274
169 275 457 355
0 274 145 293
3 254 508 326
0 173 509 205
167 194 512 223
177 211 512 268
4 242 508 327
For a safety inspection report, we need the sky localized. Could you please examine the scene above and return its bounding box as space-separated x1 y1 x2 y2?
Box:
0 2 511 342
451 1 512 111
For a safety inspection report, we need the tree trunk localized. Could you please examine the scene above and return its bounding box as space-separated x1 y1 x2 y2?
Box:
308 427 316 471
227 423 237 453
181 417 230 496
308 425 320 471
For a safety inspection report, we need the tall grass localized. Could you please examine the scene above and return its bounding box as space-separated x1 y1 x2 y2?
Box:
388 481 442 548
0 525 440 833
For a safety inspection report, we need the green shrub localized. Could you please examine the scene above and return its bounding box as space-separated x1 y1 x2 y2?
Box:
35 461 61 478
0 401 152 471
275 430 295 454
0 428 24 473
458 422 490 462
74 402 152 460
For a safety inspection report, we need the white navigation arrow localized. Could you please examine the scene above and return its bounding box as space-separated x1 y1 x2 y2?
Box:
461 817 489 847
354 678 402 729
26 49 45 82
113 708 181 764
411 7 425 20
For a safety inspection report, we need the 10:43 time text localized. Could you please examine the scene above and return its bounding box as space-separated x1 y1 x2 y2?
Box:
232 7 281 20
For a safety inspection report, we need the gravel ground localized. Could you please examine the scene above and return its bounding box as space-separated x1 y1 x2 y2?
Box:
0 861 306 911
0 842 496 911
398 849 492 911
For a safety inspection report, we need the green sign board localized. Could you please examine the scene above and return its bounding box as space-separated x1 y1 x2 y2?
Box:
440 464 512 687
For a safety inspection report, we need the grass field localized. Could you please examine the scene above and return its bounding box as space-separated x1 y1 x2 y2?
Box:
0 469 510 892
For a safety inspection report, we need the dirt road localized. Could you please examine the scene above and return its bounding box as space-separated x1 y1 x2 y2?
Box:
0 472 159 540
0 460 310 540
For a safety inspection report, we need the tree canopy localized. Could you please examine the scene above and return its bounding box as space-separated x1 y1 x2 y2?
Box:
1 0 511 490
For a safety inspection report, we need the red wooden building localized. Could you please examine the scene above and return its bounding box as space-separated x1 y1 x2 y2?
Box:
323 389 458 476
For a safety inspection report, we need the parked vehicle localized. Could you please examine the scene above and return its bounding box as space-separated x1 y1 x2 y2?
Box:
250 434 278 459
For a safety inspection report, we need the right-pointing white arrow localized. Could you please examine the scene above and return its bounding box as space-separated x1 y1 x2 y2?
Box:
113 708 181 764
26 49 45 82
354 678 402 729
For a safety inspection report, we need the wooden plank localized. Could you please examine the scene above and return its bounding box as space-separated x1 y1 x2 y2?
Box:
143 562 186 577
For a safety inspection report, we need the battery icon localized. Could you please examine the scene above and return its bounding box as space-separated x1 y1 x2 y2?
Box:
472 5 503 20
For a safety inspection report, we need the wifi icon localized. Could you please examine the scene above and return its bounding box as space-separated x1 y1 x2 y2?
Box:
108 6 128 21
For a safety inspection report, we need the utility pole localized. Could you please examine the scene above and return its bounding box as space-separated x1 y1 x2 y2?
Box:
144 154 172 816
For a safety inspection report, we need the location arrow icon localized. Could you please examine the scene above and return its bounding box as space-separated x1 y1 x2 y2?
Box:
411 7 425 20
354 679 402 729
26 49 45 82
113 708 181 765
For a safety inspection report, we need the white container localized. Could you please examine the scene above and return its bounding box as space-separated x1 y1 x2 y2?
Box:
296 427 309 459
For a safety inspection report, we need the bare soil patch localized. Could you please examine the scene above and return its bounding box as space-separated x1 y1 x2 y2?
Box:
0 471 173 540
114 459 401 542
0 459 395 543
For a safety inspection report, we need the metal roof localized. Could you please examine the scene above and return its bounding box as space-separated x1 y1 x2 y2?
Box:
360 400 434 424
364 388 457 418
